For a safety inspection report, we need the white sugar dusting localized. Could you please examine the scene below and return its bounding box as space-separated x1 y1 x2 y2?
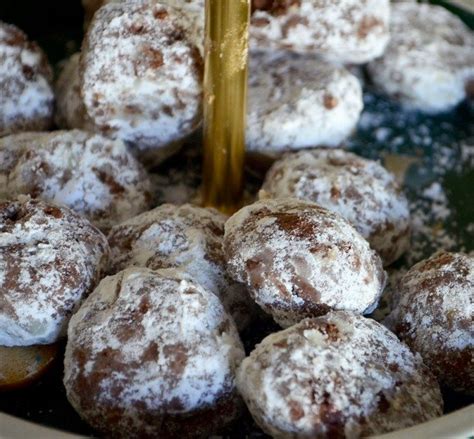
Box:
224 198 386 327
81 0 202 165
246 52 363 153
406 181 458 267
368 3 474 113
0 21 54 136
0 198 109 346
64 267 244 436
250 0 390 64
237 311 443 438
260 149 410 266
385 251 474 393
0 130 153 232
108 203 255 330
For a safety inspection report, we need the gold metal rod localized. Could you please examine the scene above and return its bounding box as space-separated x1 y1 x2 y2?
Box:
202 0 250 214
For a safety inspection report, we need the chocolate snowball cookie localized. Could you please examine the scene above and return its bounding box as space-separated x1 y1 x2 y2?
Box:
260 149 411 266
250 0 390 64
385 251 474 394
224 198 386 327
237 311 443 439
367 3 474 114
246 52 363 154
0 197 109 347
64 267 245 438
0 21 54 137
81 1 202 166
108 204 255 330
0 130 153 232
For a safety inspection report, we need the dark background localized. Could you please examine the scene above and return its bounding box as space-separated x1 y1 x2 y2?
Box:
1 0 84 63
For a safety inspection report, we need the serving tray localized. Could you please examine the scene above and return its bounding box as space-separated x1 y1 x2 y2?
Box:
0 0 473 437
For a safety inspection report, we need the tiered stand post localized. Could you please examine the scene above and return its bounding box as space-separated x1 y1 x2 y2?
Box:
202 0 251 214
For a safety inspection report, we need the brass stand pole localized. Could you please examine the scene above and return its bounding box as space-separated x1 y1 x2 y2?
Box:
202 0 250 214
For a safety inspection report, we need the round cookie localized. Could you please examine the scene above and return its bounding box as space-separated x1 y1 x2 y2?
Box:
0 130 153 232
260 149 411 266
250 0 390 64
64 267 245 438
108 204 255 330
0 197 109 347
224 198 386 327
367 3 474 114
55 53 93 131
237 311 443 438
246 52 363 154
81 1 202 166
385 251 474 394
0 21 54 137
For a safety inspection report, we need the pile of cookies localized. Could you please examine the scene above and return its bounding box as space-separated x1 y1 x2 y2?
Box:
0 1 473 438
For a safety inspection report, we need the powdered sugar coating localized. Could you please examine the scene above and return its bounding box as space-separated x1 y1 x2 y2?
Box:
367 3 474 113
108 204 255 330
385 251 474 394
81 1 202 166
250 0 390 64
55 54 94 131
64 267 244 437
237 311 443 438
83 0 205 29
0 21 54 137
224 198 386 327
0 130 153 232
260 149 411 265
0 197 109 347
246 52 363 153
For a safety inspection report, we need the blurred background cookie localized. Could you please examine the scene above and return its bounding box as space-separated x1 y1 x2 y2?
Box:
0 21 54 137
250 0 390 64
246 52 363 155
54 53 94 131
368 2 474 113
